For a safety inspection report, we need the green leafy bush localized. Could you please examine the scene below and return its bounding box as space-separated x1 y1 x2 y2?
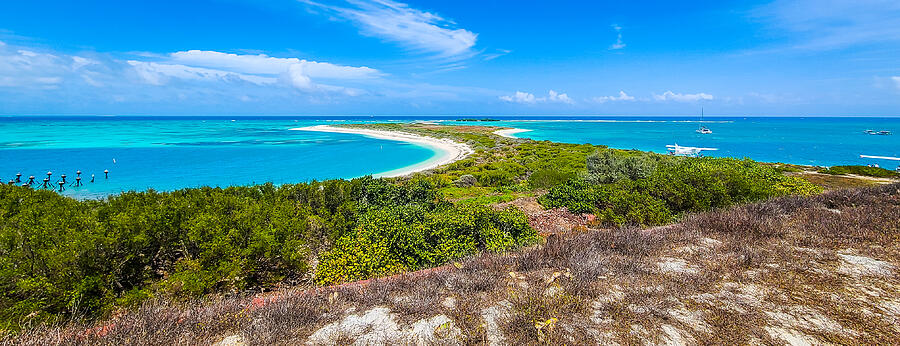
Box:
314 205 537 285
0 176 485 329
540 156 822 227
582 149 658 184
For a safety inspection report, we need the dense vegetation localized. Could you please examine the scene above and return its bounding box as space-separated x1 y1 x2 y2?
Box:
0 122 837 332
0 177 537 329
819 165 900 178
344 123 597 191
540 149 822 226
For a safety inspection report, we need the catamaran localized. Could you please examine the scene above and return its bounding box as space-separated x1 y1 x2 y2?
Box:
696 108 712 134
667 144 718 157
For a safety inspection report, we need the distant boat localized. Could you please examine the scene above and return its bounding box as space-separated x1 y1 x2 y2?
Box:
863 129 892 135
696 108 712 134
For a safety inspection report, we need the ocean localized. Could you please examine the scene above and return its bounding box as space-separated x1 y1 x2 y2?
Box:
1 116 898 198
453 117 899 167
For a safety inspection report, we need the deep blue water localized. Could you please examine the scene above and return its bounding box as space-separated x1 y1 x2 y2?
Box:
1 116 898 198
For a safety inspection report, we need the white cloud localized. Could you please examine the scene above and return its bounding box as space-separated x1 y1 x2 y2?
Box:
500 90 574 104
609 24 626 50
499 91 536 104
548 90 574 104
593 91 635 103
483 49 511 61
301 0 477 59
169 50 380 79
0 45 67 88
127 61 278 86
653 91 714 102
124 50 382 94
753 0 900 50
71 56 98 70
892 76 900 90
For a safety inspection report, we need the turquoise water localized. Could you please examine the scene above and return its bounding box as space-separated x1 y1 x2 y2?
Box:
444 117 900 168
1 116 898 198
0 117 435 198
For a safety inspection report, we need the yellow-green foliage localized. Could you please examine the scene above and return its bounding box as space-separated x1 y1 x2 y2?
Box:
0 176 456 329
315 205 537 285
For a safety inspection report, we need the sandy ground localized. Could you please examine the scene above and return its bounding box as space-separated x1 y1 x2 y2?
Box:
290 125 473 177
493 128 532 138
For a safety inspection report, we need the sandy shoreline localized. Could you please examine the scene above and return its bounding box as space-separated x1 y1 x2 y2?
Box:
290 125 473 178
494 128 532 138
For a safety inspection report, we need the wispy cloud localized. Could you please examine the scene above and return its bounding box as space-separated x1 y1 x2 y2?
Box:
127 61 278 86
592 91 635 103
0 41 495 113
653 91 714 102
301 0 477 60
164 50 380 93
483 49 511 61
0 46 70 89
892 76 900 90
500 90 574 104
752 0 900 50
169 50 380 79
609 24 626 50
0 41 381 98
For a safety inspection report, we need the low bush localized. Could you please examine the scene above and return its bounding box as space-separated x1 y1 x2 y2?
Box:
819 165 900 178
315 205 537 285
0 176 530 329
540 155 822 227
582 149 658 184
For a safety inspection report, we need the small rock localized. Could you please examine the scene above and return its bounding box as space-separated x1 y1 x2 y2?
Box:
214 335 246 346
837 253 896 277
441 296 457 310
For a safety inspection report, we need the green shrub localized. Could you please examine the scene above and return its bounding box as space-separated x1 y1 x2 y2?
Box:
819 165 900 178
0 176 473 330
315 205 537 285
540 157 822 227
528 167 576 189
582 149 657 184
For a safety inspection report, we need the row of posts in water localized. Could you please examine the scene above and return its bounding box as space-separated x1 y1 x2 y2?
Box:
6 170 109 192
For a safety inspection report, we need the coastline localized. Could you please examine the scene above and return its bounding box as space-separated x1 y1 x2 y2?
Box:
290 125 473 178
494 128 532 138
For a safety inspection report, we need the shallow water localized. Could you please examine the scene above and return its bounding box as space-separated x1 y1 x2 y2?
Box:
2 116 898 198
0 117 435 198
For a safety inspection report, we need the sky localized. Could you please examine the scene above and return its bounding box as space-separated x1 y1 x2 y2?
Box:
0 0 898 116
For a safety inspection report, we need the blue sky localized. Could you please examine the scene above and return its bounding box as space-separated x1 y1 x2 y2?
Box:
1 0 898 116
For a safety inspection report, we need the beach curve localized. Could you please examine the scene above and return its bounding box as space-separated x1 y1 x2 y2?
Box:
493 128 532 138
290 125 473 178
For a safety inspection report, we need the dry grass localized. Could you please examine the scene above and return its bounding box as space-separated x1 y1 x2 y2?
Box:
794 171 885 190
5 183 899 345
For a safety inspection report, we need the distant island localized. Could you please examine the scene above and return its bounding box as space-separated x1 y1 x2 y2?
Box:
454 117 501 122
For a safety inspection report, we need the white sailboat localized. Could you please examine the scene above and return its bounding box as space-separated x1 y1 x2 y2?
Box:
696 108 712 134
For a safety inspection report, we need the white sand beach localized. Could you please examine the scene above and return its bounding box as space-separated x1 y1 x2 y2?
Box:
493 128 532 138
290 125 473 178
